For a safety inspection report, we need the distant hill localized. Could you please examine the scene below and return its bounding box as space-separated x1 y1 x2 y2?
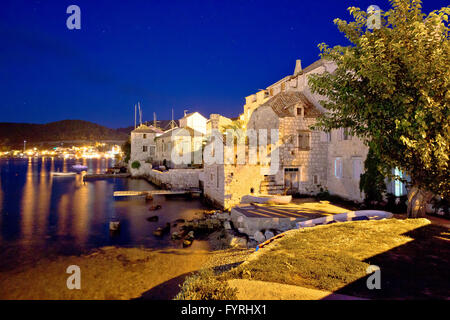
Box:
0 119 181 148
0 120 128 147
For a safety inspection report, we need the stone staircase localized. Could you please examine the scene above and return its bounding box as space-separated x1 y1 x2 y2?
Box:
259 175 285 195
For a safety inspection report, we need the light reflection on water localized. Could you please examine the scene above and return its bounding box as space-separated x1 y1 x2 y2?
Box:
0 158 210 270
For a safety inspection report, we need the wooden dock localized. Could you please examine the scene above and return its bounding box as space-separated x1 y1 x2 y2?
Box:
113 189 201 198
84 173 130 181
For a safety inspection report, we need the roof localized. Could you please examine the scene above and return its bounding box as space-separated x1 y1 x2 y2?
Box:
180 111 207 120
132 124 163 134
156 126 204 139
264 59 327 90
258 91 322 118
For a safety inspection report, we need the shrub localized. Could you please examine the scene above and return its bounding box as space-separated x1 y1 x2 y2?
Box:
131 160 141 169
174 268 237 300
360 147 386 206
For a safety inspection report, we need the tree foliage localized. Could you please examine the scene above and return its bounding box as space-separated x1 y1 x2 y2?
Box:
360 147 387 205
122 137 131 163
308 0 449 201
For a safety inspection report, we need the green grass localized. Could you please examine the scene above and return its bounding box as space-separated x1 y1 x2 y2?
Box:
174 268 238 300
221 218 450 299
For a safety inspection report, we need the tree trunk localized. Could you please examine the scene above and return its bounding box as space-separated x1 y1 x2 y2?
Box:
406 186 434 218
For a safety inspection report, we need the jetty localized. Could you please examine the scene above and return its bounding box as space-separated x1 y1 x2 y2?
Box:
113 189 201 198
83 173 130 181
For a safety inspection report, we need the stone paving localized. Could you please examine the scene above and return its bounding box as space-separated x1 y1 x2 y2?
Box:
233 203 332 220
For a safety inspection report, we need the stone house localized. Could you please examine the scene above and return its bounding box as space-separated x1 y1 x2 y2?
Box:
203 59 379 209
130 124 163 162
154 126 204 169
206 114 233 135
179 111 207 135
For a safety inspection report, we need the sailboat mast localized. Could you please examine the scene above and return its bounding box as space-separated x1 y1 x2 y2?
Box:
138 102 142 125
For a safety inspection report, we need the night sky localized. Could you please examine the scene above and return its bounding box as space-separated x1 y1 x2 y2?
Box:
0 0 447 128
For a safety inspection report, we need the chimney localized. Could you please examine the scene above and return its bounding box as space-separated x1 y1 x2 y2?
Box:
294 59 302 75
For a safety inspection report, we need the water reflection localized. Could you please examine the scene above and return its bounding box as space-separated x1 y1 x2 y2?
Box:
0 158 210 270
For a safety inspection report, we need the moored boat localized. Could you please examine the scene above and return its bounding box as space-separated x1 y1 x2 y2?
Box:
52 172 77 176
72 164 88 170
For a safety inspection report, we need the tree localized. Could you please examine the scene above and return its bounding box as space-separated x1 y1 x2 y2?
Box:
308 0 449 217
122 137 131 163
360 147 387 206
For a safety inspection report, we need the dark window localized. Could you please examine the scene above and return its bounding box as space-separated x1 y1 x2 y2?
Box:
143 146 148 152
143 134 147 139
343 128 351 140
297 131 311 150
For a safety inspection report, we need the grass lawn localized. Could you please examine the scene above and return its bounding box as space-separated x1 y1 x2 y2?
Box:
217 218 449 299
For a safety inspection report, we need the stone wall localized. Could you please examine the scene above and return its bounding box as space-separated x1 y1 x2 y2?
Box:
203 163 267 210
276 116 329 194
130 132 157 162
146 168 202 190
130 160 201 190
247 103 329 195
327 129 368 202
129 162 153 176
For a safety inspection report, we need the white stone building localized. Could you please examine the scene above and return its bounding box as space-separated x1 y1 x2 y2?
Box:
130 124 163 162
154 126 205 169
203 59 383 209
179 111 207 135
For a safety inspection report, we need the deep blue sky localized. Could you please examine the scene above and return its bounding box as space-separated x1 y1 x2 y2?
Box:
0 0 447 128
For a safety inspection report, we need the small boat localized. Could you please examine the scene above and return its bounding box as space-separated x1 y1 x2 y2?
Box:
241 194 292 205
153 223 170 237
72 164 88 170
52 172 77 176
109 220 120 231
182 231 195 247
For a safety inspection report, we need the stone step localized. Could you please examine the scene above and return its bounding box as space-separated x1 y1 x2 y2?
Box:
260 181 281 187
259 187 285 193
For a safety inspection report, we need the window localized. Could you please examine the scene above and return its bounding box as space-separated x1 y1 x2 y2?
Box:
142 146 148 152
296 107 303 117
343 128 351 140
149 146 155 156
393 167 406 196
216 166 220 188
143 134 147 139
352 157 362 180
313 175 319 184
334 157 343 178
297 131 311 150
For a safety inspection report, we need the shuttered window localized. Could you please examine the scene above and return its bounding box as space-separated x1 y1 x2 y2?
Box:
297 131 311 150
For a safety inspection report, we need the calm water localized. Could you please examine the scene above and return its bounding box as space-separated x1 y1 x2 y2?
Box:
0 157 209 270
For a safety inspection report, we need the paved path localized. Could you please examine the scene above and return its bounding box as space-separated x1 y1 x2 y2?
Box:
227 279 367 300
233 203 334 220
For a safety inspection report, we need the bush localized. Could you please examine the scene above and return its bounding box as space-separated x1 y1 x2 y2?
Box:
131 160 141 169
174 268 237 300
360 147 386 206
